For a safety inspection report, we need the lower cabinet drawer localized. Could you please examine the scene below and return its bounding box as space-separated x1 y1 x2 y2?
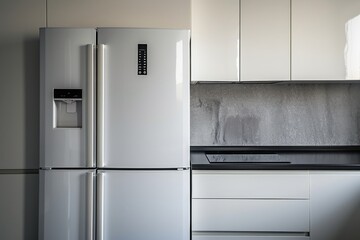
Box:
192 170 309 199
192 199 310 232
192 233 310 240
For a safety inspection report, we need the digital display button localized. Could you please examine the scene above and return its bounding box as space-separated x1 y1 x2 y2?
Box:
138 44 147 75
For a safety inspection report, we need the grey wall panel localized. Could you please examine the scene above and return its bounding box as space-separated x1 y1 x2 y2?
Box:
0 0 45 169
191 84 360 146
0 174 39 240
47 0 190 28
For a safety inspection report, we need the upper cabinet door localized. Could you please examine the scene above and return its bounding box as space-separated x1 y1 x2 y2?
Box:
191 0 240 82
292 0 360 80
240 0 290 81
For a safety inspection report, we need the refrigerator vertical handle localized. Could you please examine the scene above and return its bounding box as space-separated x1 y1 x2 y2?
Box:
97 44 105 167
97 172 104 240
87 44 95 168
86 172 95 240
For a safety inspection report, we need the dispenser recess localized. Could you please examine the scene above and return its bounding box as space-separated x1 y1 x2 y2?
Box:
53 89 82 128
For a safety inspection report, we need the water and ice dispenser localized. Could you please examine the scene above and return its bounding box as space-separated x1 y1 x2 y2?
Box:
53 89 82 128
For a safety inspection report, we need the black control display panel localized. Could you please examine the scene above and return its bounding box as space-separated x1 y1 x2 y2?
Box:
54 89 82 99
138 44 147 75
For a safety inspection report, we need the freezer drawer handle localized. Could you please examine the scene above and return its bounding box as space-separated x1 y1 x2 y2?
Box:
87 172 95 240
97 172 104 240
177 167 190 171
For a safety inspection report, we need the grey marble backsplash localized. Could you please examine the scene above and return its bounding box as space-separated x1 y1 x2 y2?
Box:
190 84 360 146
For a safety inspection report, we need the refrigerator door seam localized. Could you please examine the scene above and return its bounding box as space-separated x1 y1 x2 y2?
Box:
96 168 190 171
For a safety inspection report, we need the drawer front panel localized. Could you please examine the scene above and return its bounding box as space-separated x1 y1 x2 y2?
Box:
192 171 309 199
192 234 309 240
192 199 310 232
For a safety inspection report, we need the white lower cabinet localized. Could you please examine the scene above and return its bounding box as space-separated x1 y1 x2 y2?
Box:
192 170 360 240
192 170 309 199
310 171 360 240
192 234 309 240
192 199 309 232
192 170 310 240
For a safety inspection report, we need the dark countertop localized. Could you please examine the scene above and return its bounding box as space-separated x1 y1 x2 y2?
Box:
191 146 360 170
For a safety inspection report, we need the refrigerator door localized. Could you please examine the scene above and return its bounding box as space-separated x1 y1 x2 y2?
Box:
39 169 95 240
97 170 190 240
97 28 190 168
40 28 96 168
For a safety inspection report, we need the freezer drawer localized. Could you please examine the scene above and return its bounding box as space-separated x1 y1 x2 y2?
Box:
97 170 190 240
39 170 95 240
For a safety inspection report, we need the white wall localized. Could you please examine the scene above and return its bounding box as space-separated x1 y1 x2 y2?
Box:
47 0 190 28
0 0 190 239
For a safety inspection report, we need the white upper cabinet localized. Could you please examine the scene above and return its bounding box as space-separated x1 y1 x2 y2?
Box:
292 0 360 80
191 0 290 82
191 0 240 82
192 0 360 82
241 0 290 81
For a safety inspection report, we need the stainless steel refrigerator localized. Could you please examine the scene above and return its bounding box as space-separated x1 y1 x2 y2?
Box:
39 28 190 240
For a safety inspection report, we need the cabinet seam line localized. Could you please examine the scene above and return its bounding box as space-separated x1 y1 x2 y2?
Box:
45 0 48 27
290 0 292 80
